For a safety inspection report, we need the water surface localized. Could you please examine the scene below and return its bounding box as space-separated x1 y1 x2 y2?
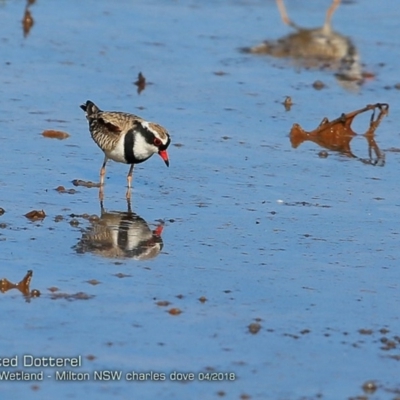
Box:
1 1 400 399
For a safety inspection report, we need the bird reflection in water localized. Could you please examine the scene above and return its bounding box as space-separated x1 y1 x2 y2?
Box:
242 0 364 88
74 200 164 260
0 270 40 302
290 103 388 166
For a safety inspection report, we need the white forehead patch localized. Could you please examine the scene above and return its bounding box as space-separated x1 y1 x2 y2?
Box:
142 121 168 141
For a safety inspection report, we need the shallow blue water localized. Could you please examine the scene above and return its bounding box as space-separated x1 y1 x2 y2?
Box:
1 1 400 399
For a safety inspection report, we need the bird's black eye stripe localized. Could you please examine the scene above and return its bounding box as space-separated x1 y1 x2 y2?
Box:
136 122 171 150
158 136 171 151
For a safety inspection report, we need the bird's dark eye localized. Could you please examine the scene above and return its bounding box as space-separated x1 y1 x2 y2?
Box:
153 138 162 146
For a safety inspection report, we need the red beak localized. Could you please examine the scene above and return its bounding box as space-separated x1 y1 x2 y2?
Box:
159 150 169 167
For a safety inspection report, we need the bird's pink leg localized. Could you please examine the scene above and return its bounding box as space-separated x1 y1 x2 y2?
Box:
100 156 108 186
126 164 134 199
99 156 108 201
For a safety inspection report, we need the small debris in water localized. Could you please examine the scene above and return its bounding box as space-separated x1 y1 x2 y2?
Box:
168 308 182 315
283 332 299 339
24 210 46 220
42 130 70 140
318 150 329 158
312 80 325 90
199 296 207 303
362 71 376 80
0 270 40 298
282 96 293 111
214 71 228 76
72 179 101 188
248 322 261 334
380 337 397 351
359 328 373 335
134 72 146 94
0 208 5 216
283 201 331 208
86 279 101 286
156 300 171 307
114 273 131 278
362 381 378 394
55 186 77 194
69 219 80 227
50 292 94 301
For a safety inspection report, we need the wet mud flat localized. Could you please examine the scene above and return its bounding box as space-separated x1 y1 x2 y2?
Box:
1 0 400 399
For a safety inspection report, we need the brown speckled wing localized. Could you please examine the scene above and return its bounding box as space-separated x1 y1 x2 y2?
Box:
97 117 122 133
98 112 143 134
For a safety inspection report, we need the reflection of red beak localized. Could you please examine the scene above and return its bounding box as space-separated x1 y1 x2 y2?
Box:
153 224 164 237
159 150 169 167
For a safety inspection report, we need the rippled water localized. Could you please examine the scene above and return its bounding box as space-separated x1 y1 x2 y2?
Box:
1 1 400 399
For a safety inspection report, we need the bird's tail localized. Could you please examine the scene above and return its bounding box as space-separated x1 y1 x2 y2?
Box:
80 100 101 117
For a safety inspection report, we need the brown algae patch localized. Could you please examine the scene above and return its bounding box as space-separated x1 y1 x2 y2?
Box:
42 130 70 140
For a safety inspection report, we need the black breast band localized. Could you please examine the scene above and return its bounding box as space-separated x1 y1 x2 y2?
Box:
124 129 136 164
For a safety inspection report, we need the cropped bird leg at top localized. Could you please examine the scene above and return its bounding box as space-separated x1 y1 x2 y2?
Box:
276 0 341 30
276 0 297 28
324 0 341 29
